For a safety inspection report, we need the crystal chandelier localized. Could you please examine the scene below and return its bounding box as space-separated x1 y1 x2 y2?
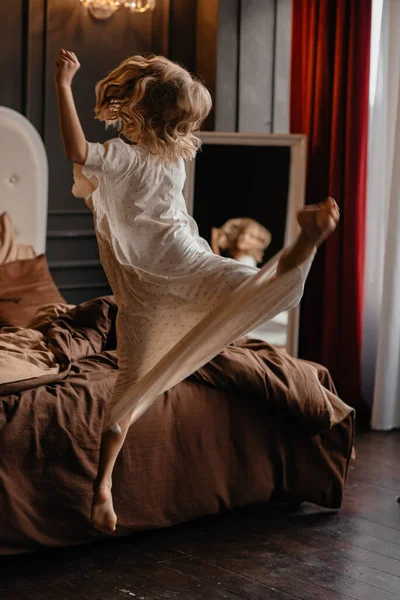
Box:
80 0 155 19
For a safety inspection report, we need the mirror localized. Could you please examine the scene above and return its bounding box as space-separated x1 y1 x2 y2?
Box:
184 132 307 356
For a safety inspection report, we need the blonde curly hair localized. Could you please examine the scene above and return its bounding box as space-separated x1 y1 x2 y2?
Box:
94 55 212 161
216 218 271 263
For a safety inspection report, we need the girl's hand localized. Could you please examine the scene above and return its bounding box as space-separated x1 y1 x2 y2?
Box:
55 49 80 87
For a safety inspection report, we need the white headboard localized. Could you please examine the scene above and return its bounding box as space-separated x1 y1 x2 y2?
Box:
0 107 48 254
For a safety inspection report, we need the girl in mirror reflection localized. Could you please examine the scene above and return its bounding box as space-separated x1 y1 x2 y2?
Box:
55 50 340 535
211 218 272 268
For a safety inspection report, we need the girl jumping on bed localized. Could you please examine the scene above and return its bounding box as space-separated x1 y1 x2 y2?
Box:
55 49 339 534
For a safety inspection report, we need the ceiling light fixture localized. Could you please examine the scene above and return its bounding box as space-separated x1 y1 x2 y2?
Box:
80 0 155 20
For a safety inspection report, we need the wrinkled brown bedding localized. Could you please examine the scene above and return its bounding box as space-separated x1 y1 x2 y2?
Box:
0 297 354 555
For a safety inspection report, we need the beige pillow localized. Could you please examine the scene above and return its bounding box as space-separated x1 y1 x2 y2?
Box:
0 212 36 264
0 255 66 328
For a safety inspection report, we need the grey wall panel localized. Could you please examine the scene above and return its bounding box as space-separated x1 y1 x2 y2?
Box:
46 232 99 262
273 0 291 133
0 0 25 112
50 261 108 287
47 209 94 231
214 0 240 132
26 0 47 134
238 0 275 133
151 0 171 57
169 0 197 72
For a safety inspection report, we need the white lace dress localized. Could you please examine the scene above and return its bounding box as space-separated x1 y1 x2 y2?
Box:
74 138 314 431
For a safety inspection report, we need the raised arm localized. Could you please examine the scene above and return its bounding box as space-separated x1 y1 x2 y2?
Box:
55 49 87 165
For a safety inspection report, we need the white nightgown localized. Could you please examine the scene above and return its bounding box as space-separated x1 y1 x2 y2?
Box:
74 137 314 432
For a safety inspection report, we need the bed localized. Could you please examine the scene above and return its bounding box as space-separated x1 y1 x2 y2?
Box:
0 107 355 555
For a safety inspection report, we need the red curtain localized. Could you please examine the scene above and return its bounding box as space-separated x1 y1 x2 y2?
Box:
291 0 371 423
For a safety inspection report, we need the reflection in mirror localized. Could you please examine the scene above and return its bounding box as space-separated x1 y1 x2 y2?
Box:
210 216 287 346
184 133 306 355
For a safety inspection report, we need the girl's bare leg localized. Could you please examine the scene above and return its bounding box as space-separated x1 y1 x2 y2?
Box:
277 197 340 276
91 414 131 533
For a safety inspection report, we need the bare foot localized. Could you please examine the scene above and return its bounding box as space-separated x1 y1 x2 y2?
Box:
297 197 340 247
91 484 117 533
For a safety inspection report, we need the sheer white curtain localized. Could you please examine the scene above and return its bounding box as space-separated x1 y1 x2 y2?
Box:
362 0 400 429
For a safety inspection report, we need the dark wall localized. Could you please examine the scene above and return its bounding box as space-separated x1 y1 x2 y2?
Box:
1 0 279 304
0 0 26 114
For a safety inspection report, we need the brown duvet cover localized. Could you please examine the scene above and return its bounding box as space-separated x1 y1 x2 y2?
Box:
0 297 354 555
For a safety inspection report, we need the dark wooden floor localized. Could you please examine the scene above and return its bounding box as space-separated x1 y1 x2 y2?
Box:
1 431 400 600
